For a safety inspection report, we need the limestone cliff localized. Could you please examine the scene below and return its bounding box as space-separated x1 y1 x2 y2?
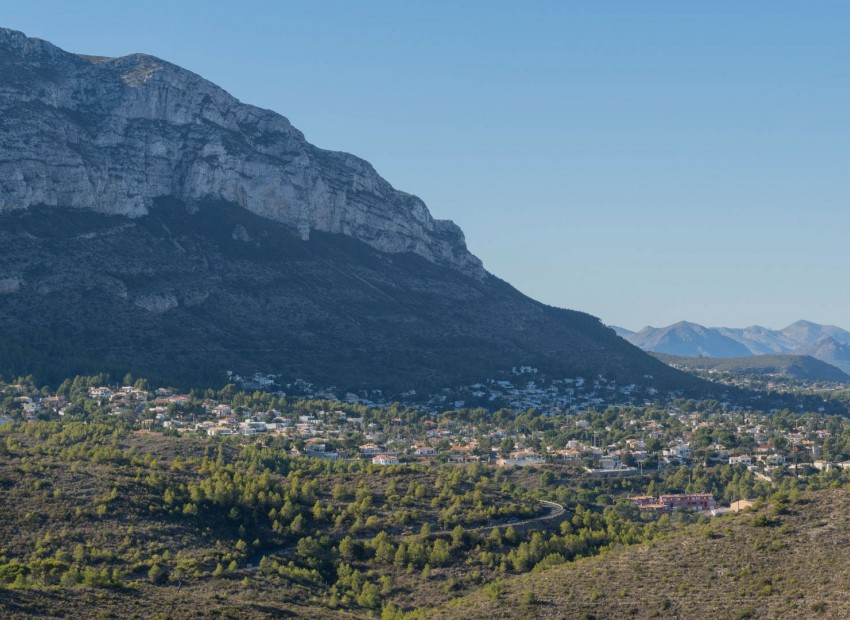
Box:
0 28 483 277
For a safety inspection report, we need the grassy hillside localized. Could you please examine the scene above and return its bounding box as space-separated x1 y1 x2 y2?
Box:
430 486 850 619
0 414 742 619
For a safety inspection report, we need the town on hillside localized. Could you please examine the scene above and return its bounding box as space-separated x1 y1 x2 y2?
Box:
4 370 850 513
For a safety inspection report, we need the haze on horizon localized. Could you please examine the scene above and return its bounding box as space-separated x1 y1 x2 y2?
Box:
6 1 849 331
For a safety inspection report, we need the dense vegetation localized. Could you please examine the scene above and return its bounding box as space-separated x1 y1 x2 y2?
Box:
0 418 719 619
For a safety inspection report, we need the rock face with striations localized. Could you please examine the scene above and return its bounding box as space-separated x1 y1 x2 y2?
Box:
0 28 482 277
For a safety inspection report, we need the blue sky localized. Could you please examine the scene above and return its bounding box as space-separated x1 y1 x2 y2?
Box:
5 1 850 330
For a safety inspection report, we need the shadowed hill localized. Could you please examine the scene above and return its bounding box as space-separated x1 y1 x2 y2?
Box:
0 203 697 394
798 337 850 375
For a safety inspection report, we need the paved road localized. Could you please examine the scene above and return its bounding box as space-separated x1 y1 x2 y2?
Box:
246 500 567 568
419 500 566 539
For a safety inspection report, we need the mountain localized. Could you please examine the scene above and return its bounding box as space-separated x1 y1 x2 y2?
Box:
653 352 850 383
798 337 850 375
0 29 694 393
625 320 850 376
780 320 850 348
625 322 753 358
713 325 798 355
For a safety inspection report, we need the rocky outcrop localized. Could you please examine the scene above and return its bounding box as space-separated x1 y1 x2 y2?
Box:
0 28 484 277
134 293 179 315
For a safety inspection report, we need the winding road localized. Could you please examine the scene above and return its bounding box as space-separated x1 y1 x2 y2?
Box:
246 500 567 568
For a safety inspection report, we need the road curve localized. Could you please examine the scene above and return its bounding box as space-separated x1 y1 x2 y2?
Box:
246 500 568 568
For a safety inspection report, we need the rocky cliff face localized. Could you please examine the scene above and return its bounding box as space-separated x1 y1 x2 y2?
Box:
0 28 483 277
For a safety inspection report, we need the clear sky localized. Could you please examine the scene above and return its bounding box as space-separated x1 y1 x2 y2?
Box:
5 1 850 330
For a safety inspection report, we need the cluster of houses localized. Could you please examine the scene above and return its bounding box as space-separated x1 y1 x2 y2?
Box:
258 369 658 418
630 493 717 513
496 450 546 467
425 373 656 416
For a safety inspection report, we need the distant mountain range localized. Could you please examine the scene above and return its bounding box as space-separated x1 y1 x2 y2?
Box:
615 320 850 375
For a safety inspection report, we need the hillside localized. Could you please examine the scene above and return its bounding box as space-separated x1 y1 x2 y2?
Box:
653 353 850 383
430 488 850 619
0 29 696 394
0 202 694 393
0 419 545 619
798 337 850 375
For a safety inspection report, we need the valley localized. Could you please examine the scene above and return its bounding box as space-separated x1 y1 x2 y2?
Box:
1 18 849 620
3 372 850 617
